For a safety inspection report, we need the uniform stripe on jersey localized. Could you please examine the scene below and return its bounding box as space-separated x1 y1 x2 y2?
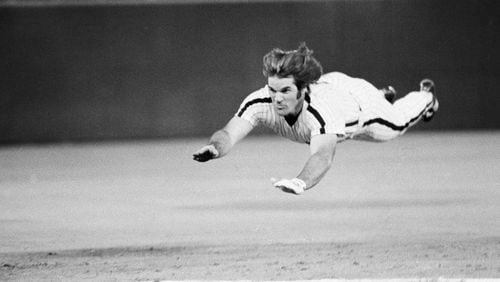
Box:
346 120 358 127
237 97 272 117
362 101 432 131
304 95 326 134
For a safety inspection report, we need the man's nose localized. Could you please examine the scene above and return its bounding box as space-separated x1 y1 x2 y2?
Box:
275 92 283 102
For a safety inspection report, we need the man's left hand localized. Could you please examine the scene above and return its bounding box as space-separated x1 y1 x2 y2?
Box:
271 178 306 195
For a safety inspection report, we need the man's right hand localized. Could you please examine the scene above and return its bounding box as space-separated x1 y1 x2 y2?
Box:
193 144 219 162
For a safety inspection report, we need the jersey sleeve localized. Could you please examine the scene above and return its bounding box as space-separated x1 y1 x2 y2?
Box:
306 94 347 138
234 87 271 127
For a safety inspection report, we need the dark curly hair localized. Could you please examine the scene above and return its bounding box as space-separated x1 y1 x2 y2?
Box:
262 42 323 91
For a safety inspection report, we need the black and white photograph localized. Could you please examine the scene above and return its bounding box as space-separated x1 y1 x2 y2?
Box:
1 0 499 281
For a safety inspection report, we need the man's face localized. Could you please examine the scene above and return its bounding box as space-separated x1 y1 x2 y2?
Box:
268 75 304 116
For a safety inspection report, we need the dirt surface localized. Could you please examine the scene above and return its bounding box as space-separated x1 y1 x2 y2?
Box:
1 132 499 280
1 238 500 281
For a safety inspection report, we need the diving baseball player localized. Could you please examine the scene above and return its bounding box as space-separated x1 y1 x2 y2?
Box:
193 43 439 195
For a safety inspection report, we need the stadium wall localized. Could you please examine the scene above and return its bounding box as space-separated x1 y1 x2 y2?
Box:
1 0 499 144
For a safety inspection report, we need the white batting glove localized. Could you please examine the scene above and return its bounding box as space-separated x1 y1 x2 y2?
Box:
193 144 219 162
271 178 306 195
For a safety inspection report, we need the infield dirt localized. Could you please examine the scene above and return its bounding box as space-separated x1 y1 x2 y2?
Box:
1 133 499 280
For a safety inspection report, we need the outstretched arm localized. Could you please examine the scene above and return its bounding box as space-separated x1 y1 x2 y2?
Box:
272 134 337 194
193 116 254 162
298 133 338 189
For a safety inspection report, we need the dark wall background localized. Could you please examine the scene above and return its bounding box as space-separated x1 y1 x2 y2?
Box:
1 0 499 144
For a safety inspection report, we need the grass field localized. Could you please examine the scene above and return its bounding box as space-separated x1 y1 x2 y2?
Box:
1 131 499 280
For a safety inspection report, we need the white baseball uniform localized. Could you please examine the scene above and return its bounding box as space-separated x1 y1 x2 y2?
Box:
236 72 434 143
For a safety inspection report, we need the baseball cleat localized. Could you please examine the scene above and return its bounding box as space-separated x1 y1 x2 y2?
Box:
420 78 435 93
381 86 397 103
420 79 439 122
